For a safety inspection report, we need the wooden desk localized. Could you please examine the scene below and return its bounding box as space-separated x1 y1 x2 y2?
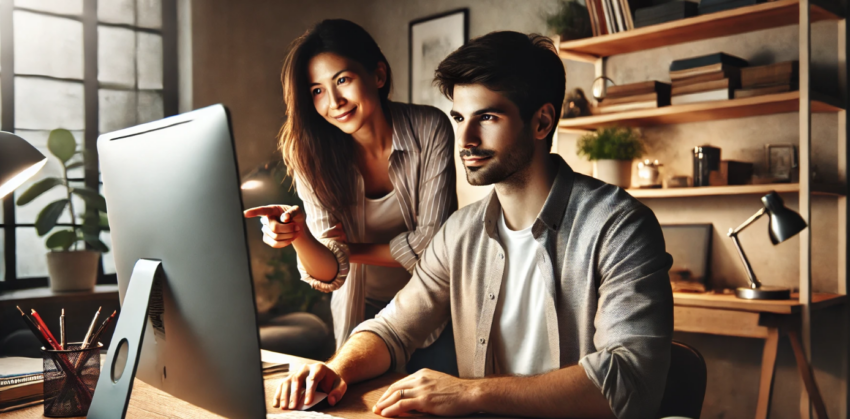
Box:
673 292 845 419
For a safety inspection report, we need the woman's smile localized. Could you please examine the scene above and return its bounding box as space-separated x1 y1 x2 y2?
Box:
333 106 357 122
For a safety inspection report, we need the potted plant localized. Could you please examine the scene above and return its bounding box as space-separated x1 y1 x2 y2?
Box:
577 127 645 188
545 0 593 42
16 129 109 292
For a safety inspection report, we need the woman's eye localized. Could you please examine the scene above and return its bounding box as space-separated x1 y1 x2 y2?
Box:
337 77 347 85
312 88 322 96
453 116 463 122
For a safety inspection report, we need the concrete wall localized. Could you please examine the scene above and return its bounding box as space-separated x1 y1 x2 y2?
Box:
188 1 848 418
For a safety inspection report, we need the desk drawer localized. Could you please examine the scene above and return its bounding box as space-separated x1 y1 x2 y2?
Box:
674 306 769 338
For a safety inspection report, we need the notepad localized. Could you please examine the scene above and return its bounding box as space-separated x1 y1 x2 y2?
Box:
0 357 41 378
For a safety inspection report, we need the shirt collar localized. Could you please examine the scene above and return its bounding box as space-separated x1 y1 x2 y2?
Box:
482 154 575 237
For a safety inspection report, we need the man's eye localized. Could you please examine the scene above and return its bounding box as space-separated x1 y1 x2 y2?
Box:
337 77 347 85
312 88 322 96
481 115 495 121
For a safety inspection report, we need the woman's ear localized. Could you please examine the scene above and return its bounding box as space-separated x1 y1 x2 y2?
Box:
374 62 388 89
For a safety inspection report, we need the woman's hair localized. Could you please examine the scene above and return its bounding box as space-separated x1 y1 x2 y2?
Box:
279 19 393 221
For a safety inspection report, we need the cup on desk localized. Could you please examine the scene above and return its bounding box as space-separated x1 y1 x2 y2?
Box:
42 342 101 417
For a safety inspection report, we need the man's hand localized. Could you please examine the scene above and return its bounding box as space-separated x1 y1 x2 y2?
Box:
372 369 480 417
273 363 348 410
244 205 307 249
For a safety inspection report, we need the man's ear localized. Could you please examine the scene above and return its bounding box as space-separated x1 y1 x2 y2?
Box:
532 103 556 141
374 62 388 90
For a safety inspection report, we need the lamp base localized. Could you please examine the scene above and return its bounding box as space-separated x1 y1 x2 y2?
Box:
736 286 792 300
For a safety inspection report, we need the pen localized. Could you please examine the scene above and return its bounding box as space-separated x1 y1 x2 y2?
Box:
88 310 117 348
81 306 102 349
60 309 65 350
30 309 60 350
17 306 51 348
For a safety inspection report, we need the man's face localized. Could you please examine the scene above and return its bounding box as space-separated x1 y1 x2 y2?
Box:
450 84 535 186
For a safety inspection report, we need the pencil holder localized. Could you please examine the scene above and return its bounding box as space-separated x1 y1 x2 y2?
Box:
42 342 102 417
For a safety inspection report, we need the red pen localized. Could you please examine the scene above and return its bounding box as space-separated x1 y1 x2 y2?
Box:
30 309 61 350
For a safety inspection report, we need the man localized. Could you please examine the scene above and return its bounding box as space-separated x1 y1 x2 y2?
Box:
274 31 673 419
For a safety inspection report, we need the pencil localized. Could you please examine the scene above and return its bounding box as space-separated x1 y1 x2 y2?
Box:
16 306 51 348
81 307 102 349
88 310 117 347
60 309 65 350
30 309 60 350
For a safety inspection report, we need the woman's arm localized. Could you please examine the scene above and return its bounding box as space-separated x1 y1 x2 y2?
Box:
349 244 403 267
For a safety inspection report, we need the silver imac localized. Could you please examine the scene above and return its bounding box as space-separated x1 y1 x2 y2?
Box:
90 104 266 418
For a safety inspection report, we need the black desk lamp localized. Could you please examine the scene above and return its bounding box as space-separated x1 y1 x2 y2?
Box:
0 131 47 199
728 191 808 300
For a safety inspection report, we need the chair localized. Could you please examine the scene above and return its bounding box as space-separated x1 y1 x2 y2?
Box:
657 341 707 419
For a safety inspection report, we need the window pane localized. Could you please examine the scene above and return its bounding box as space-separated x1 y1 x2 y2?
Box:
14 130 85 224
15 77 85 130
98 0 134 25
14 11 84 79
98 26 135 88
137 0 162 29
137 90 163 124
99 89 136 133
17 227 48 278
14 0 82 15
136 32 162 89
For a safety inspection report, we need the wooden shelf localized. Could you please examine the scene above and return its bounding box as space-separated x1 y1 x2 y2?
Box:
628 183 845 198
558 0 841 61
558 91 842 130
674 292 846 314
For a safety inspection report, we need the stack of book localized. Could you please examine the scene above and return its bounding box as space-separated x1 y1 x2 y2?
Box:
698 0 765 15
587 0 652 35
734 61 798 98
634 1 698 28
0 357 43 412
598 81 671 114
670 53 748 105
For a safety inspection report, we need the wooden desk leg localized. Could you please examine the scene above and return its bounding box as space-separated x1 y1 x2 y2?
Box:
756 327 780 419
787 329 829 419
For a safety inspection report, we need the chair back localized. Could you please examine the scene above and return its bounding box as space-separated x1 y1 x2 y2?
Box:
657 341 707 419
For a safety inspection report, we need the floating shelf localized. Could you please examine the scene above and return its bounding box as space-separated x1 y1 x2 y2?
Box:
558 0 841 61
557 92 843 130
627 182 845 198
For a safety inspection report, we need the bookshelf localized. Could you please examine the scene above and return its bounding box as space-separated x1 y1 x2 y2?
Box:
558 91 843 130
627 182 845 198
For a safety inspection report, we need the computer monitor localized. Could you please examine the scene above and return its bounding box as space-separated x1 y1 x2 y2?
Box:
91 105 266 418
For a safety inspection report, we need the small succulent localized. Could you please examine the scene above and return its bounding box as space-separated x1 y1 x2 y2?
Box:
577 127 645 161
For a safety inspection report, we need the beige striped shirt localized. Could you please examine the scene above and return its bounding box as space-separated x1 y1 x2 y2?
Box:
295 101 457 348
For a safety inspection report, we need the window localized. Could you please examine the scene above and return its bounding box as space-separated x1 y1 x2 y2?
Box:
1 0 177 290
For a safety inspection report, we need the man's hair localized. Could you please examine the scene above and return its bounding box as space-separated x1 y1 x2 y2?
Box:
434 31 566 148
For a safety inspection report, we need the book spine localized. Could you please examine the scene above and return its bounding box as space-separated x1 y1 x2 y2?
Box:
587 0 599 36
0 374 43 387
602 0 616 32
596 0 610 34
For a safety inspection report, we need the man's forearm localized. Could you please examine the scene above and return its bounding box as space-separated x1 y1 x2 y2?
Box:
292 233 340 281
470 365 615 419
349 243 403 267
328 331 393 385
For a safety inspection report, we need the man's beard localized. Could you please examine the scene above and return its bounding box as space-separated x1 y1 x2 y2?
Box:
461 130 535 186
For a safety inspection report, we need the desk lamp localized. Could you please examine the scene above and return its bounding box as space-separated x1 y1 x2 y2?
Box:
0 131 47 199
728 191 807 300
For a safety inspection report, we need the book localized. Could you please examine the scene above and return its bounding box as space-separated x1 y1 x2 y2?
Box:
670 52 748 72
0 373 42 387
606 81 671 98
0 393 43 413
593 0 610 34
587 0 600 36
620 0 635 30
733 84 792 98
0 357 41 380
596 100 663 113
600 92 662 106
671 78 732 95
0 380 43 404
741 61 798 88
670 63 744 80
671 69 740 87
602 0 616 33
611 0 626 32
671 88 732 104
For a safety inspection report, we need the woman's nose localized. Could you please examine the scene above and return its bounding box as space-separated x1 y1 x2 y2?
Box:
329 89 346 109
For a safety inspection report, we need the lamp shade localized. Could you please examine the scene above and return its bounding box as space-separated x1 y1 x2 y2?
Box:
0 131 47 199
761 191 807 244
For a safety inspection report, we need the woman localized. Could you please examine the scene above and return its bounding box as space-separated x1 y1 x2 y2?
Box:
244 19 457 372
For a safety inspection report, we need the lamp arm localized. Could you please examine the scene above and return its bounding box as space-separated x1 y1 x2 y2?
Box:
730 207 767 235
727 207 767 289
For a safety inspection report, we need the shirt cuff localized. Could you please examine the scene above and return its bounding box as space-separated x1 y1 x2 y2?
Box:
298 239 350 293
389 232 418 272
352 317 409 371
579 349 647 419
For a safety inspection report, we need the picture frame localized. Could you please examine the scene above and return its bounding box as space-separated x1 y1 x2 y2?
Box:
409 9 469 116
661 224 712 292
765 143 798 183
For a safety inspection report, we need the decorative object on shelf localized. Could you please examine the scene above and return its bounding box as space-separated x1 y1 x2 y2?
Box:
693 145 721 187
661 224 712 292
735 61 798 98
409 9 468 117
597 80 671 113
765 143 798 183
0 131 47 200
634 0 698 28
577 127 644 188
670 53 748 105
591 76 616 101
636 159 663 188
664 175 692 188
708 160 754 186
545 0 593 41
15 129 110 292
727 191 806 300
563 88 592 118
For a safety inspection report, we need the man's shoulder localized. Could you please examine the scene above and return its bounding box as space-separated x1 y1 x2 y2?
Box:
442 195 489 235
569 171 648 220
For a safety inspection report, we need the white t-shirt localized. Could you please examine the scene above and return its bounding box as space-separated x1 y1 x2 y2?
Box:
491 211 559 376
363 190 412 302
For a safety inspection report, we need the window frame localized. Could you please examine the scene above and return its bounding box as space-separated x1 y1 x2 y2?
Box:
0 0 178 291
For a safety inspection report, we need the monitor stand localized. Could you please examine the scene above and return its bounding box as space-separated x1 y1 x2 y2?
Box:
88 259 164 419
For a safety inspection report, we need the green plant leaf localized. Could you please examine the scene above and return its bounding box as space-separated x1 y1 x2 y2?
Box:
99 212 110 231
15 177 64 206
47 129 77 164
70 187 107 211
46 230 78 251
35 199 69 236
577 127 645 161
82 235 109 252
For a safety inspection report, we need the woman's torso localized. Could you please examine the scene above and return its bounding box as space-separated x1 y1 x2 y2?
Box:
362 189 411 303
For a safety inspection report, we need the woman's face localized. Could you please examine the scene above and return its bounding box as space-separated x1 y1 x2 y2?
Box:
308 52 386 135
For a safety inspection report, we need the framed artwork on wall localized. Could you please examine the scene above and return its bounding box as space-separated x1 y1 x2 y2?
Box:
661 224 712 292
409 9 469 116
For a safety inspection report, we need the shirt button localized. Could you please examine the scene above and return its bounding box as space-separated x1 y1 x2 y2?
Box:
488 293 495 300
498 253 504 259
479 338 486 345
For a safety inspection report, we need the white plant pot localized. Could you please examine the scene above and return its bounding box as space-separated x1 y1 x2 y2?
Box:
593 159 633 188
47 251 100 292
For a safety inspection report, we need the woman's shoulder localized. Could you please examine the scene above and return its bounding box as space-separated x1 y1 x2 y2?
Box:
389 101 451 129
